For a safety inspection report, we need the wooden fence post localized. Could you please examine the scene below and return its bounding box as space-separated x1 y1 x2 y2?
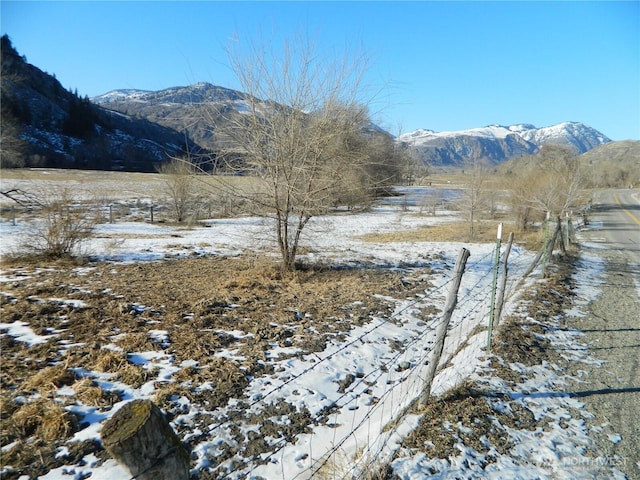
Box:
542 217 563 277
419 247 470 406
522 244 544 279
487 224 503 350
150 205 154 223
556 216 566 256
101 399 189 480
542 212 551 274
493 231 514 330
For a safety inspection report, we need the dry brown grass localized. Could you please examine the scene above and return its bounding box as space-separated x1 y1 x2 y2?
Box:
9 398 78 442
73 377 120 407
358 220 504 244
93 349 128 373
114 332 158 352
401 382 526 461
22 365 77 395
358 219 546 250
0 253 438 477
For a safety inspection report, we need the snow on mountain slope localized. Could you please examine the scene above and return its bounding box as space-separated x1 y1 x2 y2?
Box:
92 81 610 167
399 122 608 147
517 121 611 151
93 82 247 106
92 89 152 103
398 122 611 166
401 125 517 145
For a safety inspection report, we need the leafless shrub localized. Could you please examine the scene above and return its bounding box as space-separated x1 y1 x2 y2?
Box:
18 186 96 258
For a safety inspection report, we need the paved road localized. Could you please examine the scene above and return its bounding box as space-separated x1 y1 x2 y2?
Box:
572 188 640 479
587 188 640 264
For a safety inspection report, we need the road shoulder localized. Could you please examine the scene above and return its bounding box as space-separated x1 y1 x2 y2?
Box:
565 247 640 479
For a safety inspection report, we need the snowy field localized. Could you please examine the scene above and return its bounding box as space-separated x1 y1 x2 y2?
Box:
0 177 627 479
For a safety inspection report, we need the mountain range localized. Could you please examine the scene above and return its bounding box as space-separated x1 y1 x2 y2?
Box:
93 85 612 168
397 122 611 167
1 35 619 172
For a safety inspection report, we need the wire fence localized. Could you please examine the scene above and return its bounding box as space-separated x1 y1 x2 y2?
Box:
187 228 551 480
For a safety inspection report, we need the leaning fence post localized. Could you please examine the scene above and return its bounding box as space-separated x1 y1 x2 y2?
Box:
542 216 563 277
493 231 514 332
556 216 566 256
419 247 470 406
101 399 189 480
487 224 503 350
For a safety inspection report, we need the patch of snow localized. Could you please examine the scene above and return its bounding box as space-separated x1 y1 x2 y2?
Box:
0 320 53 345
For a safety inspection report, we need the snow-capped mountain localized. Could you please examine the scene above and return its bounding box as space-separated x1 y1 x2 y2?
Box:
93 82 249 106
515 122 610 153
92 83 264 151
398 122 611 167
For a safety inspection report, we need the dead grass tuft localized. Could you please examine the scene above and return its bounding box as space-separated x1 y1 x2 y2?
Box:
10 398 78 442
116 363 150 388
93 349 128 373
92 349 149 387
154 382 195 411
114 332 158 352
73 377 120 407
22 365 77 395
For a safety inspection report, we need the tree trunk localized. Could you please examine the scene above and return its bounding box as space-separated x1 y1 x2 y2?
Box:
101 399 189 480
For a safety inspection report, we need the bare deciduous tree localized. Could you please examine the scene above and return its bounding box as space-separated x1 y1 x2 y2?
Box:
208 35 394 271
505 145 589 230
459 159 489 240
157 158 197 223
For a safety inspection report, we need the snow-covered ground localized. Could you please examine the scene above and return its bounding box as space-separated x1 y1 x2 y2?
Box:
0 186 624 479
391 249 627 479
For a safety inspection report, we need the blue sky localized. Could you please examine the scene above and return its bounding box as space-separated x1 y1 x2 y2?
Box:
2 1 639 140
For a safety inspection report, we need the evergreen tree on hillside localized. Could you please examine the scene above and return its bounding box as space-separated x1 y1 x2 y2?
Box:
63 93 97 139
0 35 28 167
